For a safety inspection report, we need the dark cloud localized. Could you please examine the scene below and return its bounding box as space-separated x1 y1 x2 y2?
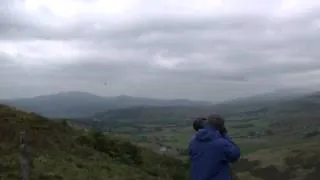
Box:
1 1 320 100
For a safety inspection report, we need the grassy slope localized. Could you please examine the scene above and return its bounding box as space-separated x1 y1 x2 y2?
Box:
1 104 320 180
233 141 320 180
0 104 188 180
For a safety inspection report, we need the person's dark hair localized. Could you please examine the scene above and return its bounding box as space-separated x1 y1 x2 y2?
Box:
207 114 227 135
193 117 207 131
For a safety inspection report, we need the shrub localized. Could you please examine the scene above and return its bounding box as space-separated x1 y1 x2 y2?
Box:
76 130 142 165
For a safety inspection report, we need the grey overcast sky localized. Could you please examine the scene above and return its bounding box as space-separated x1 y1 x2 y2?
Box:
1 0 320 101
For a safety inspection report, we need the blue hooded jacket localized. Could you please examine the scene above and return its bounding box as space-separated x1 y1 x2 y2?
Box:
188 126 240 180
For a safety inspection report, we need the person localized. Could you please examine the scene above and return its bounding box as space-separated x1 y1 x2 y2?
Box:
188 114 241 180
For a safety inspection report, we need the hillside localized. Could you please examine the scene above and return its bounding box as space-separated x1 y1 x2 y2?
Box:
0 91 212 118
0 104 188 180
1 105 319 180
232 141 320 180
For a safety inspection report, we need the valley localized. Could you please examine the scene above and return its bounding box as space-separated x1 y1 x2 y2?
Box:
1 90 320 180
70 91 320 157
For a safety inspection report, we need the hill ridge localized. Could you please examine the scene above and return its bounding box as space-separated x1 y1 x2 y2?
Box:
0 91 213 118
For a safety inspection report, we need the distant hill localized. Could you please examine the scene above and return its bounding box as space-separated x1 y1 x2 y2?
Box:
220 87 318 105
209 90 320 117
0 91 213 118
76 91 320 137
94 91 320 121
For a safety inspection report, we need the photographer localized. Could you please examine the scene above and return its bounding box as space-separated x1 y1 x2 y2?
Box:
188 114 240 180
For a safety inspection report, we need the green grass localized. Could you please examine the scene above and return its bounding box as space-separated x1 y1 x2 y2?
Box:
0 104 189 180
2 103 320 180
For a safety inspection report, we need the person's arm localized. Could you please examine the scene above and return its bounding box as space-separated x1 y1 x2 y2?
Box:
218 136 241 163
222 134 237 145
188 143 192 157
188 136 195 157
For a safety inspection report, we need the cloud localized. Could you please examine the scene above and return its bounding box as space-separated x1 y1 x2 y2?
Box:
1 0 320 101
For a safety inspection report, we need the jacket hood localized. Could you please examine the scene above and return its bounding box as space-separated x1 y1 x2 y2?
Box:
195 126 219 142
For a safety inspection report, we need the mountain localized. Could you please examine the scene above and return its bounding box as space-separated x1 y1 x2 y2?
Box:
1 104 319 180
208 89 320 117
1 92 108 118
2 89 317 119
0 91 213 118
86 91 320 123
216 87 315 109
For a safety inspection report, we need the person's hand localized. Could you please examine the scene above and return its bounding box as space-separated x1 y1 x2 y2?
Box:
193 117 207 131
207 114 227 135
218 126 228 136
